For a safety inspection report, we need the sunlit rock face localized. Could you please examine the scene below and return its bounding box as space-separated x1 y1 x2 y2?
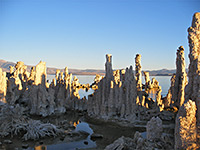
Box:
185 12 200 123
175 12 200 150
34 61 46 86
156 86 164 110
143 72 159 90
0 68 7 102
173 46 187 108
135 54 142 91
143 71 151 89
165 46 187 109
175 100 197 149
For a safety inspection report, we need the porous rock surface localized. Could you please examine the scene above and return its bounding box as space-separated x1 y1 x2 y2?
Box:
175 12 200 150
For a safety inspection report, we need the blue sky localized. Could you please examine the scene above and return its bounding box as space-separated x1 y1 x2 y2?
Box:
0 0 199 70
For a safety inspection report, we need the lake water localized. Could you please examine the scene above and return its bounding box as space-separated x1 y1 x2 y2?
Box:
45 121 96 150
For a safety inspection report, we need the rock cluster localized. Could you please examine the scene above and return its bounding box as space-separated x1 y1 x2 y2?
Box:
175 12 200 149
87 54 168 123
29 64 87 116
88 54 138 121
3 61 87 117
1 55 169 125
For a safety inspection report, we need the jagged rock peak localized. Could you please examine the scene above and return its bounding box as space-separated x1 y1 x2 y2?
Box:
178 45 184 51
191 12 200 29
105 54 113 79
64 67 68 75
106 54 112 63
34 61 46 86
135 54 142 90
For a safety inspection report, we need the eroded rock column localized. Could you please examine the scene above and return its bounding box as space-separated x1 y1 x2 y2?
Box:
186 12 200 122
143 71 151 89
0 68 7 102
135 54 142 91
105 54 113 79
29 61 49 116
172 46 187 108
34 61 47 86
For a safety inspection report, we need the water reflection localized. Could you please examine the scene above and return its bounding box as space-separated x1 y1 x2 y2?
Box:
70 120 80 128
147 88 157 101
79 88 94 99
34 121 96 150
35 145 47 150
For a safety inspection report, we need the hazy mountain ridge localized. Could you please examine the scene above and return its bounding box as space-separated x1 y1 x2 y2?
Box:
0 59 105 75
145 69 176 76
0 59 176 76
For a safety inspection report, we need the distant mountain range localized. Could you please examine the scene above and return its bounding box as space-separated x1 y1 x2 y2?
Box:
0 59 177 76
0 59 105 75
